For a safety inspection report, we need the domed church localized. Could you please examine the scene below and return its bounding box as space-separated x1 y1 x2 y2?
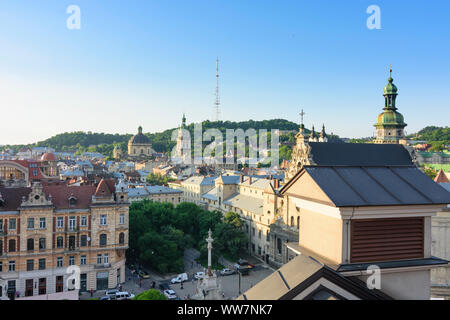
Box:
373 68 408 144
127 126 155 159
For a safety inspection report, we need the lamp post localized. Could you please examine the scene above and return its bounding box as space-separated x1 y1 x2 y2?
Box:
238 270 241 295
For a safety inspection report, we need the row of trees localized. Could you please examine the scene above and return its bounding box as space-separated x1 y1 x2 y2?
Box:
146 173 176 186
128 200 247 274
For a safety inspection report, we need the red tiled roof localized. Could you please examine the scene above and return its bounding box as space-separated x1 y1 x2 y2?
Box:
435 170 450 183
41 153 57 161
43 185 97 209
94 179 113 197
0 187 31 211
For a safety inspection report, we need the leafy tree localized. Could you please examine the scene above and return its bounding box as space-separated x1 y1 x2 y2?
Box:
132 289 167 300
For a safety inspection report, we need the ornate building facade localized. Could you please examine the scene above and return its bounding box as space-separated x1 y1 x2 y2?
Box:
0 179 129 299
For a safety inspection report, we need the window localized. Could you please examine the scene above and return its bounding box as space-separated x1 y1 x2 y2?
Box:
57 217 64 228
100 215 107 226
104 254 109 264
80 235 87 247
57 257 63 268
266 231 270 242
68 236 76 250
0 219 3 232
277 238 282 255
27 238 34 251
69 256 75 266
69 216 76 230
39 258 46 270
8 239 16 252
297 216 300 229
39 217 46 229
39 238 46 250
9 261 15 271
27 218 34 229
81 216 87 227
38 278 46 295
33 169 38 176
99 234 107 247
119 232 125 245
290 216 294 226
119 214 125 225
0 261 2 272
97 254 102 264
80 255 87 265
57 236 64 248
27 259 34 271
9 218 16 230
258 230 262 239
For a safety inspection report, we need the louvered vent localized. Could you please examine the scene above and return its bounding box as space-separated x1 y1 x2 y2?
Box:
350 217 424 263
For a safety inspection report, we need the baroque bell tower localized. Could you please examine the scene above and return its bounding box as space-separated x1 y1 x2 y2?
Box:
373 68 408 144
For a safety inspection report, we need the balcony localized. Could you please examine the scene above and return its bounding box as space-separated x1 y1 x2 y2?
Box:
94 263 111 269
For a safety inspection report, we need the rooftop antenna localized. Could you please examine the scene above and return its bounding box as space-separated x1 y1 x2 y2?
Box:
214 57 221 122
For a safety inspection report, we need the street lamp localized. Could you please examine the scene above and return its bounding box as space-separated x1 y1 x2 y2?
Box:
238 270 241 295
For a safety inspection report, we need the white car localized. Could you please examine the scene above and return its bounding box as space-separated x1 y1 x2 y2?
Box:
171 273 188 284
194 271 204 280
115 291 135 300
163 289 177 300
220 268 235 276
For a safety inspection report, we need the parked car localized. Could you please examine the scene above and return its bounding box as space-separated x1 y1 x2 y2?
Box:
99 295 111 301
220 268 235 276
234 264 251 275
139 270 150 279
115 291 135 300
159 282 170 291
163 289 178 300
194 271 204 280
171 273 188 284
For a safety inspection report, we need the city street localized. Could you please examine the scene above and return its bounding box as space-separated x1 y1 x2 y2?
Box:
80 248 275 300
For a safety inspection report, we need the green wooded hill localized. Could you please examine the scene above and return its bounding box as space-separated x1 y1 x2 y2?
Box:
1 119 301 157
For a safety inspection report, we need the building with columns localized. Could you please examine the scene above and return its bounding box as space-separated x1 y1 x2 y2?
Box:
0 179 129 300
127 126 155 160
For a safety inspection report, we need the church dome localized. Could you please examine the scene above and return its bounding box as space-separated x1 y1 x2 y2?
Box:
129 126 150 145
383 76 398 95
375 110 406 127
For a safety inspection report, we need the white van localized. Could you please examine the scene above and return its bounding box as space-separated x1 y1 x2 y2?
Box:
115 291 135 300
171 273 188 284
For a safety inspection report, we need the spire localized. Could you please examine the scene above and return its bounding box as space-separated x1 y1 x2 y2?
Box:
383 66 398 110
320 124 326 138
299 109 305 132
181 113 186 128
310 125 316 139
138 126 143 134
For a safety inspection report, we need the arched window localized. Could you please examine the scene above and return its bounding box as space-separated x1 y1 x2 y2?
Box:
119 232 125 245
27 238 34 251
80 235 87 247
0 240 3 255
57 237 63 248
99 234 107 247
290 216 294 226
297 216 300 229
277 238 282 254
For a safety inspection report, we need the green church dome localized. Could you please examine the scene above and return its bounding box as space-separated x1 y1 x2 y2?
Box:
375 110 406 128
383 76 398 95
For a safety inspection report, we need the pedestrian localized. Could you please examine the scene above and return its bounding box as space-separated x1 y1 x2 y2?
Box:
180 282 184 290
222 292 225 299
90 289 93 297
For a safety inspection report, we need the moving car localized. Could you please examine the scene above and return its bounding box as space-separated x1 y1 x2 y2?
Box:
220 268 235 276
194 271 204 280
171 273 188 284
99 295 112 301
115 291 135 300
163 289 178 300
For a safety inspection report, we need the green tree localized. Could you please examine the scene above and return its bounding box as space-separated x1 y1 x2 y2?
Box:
132 289 167 300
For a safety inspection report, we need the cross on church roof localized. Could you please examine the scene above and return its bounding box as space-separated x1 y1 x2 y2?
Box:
300 109 305 125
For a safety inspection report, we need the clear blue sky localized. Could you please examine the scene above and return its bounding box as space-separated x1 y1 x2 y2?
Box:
1 0 449 144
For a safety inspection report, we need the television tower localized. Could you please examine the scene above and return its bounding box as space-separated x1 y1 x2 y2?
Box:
214 58 221 121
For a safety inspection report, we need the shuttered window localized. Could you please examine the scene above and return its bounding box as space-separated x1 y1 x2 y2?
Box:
350 217 424 263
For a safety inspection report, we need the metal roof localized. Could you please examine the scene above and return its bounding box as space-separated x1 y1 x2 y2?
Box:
308 143 413 166
304 166 450 207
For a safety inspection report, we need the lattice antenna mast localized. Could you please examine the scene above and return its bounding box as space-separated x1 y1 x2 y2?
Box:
214 57 221 121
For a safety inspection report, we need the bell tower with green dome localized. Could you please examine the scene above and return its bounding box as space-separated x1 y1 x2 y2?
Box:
374 68 408 144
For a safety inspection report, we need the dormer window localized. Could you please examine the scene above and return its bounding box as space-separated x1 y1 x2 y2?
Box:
68 195 77 206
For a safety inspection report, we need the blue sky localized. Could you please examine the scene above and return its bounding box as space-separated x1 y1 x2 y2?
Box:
0 0 449 144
